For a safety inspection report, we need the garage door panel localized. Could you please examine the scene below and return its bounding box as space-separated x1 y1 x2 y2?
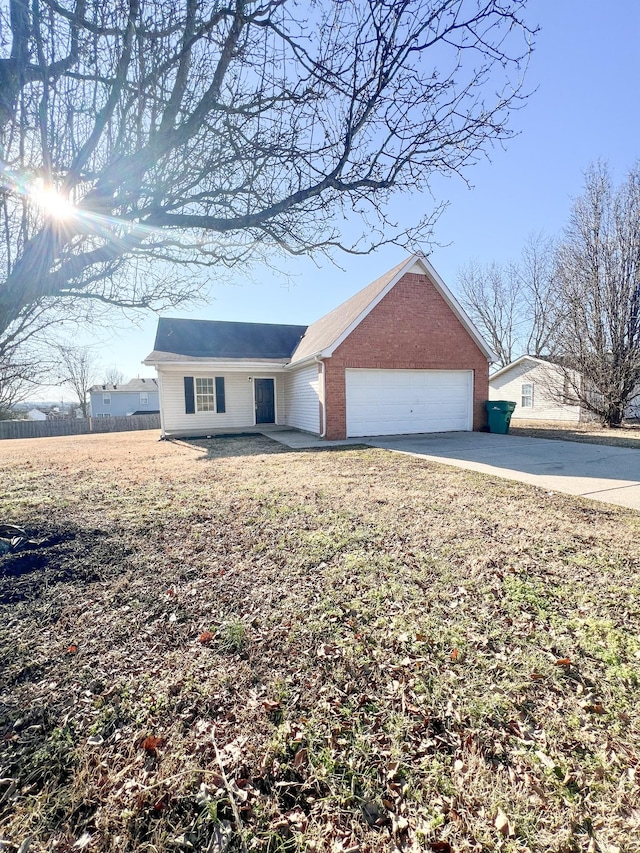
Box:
345 369 472 437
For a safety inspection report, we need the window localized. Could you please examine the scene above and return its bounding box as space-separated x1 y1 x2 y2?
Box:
103 393 111 405
184 376 225 414
195 377 216 412
521 383 533 408
140 392 149 405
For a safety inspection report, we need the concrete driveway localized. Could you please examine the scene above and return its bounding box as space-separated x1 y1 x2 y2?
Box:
365 432 640 511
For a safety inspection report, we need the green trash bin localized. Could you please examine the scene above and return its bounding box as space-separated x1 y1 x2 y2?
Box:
485 400 517 434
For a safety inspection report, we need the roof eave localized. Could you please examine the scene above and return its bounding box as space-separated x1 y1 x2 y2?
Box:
144 353 290 371
489 355 548 380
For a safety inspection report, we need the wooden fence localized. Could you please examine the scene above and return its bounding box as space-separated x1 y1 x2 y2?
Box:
0 413 161 440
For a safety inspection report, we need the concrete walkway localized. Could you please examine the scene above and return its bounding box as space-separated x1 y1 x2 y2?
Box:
265 429 640 511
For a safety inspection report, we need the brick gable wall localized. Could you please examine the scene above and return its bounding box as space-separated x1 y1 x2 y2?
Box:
323 272 489 439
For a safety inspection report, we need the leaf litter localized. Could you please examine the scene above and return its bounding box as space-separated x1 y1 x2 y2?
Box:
0 431 639 852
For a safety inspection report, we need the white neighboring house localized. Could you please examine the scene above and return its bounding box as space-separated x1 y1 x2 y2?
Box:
89 378 160 418
626 387 640 419
27 408 48 421
489 356 596 423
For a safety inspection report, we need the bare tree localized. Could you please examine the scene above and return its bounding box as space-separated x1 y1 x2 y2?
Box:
0 359 36 418
519 233 561 356
554 162 640 427
55 344 99 417
457 260 521 366
103 366 126 386
0 1 535 356
457 234 559 367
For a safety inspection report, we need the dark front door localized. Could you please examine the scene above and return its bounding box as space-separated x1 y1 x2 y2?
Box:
255 378 275 424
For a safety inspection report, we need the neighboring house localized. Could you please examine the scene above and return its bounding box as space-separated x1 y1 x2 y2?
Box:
144 254 496 440
489 356 600 422
89 378 159 418
27 408 47 421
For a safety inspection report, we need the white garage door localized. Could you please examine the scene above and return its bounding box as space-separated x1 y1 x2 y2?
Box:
345 369 473 437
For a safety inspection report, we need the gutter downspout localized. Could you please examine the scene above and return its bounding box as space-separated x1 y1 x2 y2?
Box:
316 356 326 438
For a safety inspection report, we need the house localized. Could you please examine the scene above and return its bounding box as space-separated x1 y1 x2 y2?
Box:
489 356 597 422
143 254 497 440
490 356 640 423
89 378 159 418
47 406 76 421
27 408 47 421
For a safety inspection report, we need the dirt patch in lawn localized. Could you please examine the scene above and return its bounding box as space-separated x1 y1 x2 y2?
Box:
1 430 639 852
510 419 640 449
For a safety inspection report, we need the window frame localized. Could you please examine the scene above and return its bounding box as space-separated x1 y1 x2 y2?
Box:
195 376 216 412
521 382 533 408
103 392 111 406
140 392 149 406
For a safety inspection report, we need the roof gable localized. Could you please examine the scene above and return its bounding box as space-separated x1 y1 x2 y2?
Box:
290 253 496 364
489 356 553 381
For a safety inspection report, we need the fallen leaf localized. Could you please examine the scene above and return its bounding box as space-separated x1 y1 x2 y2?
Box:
430 843 452 853
316 643 341 658
586 703 606 715
494 807 515 836
141 735 164 752
294 747 308 769
153 793 169 812
530 670 544 680
554 658 571 666
535 750 555 769
66 645 78 654
450 648 459 661
262 699 281 713
285 807 307 829
199 631 215 644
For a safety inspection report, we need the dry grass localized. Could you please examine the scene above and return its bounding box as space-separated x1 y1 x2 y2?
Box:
1 430 640 853
510 420 640 449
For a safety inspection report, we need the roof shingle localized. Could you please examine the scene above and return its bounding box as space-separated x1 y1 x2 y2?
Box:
151 318 308 361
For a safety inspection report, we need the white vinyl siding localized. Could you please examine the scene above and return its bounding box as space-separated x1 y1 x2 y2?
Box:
284 364 321 433
345 369 472 437
158 369 284 435
489 360 584 422
627 387 640 419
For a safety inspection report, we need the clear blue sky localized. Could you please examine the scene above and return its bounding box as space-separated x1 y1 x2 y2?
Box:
37 0 640 399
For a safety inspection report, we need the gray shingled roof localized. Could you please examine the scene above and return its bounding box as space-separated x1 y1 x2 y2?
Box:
90 378 158 393
146 318 308 362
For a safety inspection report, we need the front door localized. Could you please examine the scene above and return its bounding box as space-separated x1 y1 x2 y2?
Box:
255 378 275 424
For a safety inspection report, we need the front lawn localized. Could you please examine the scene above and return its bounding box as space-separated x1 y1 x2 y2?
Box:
1 431 639 853
510 420 640 449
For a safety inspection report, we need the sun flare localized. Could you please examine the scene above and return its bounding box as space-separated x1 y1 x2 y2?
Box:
30 182 75 219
